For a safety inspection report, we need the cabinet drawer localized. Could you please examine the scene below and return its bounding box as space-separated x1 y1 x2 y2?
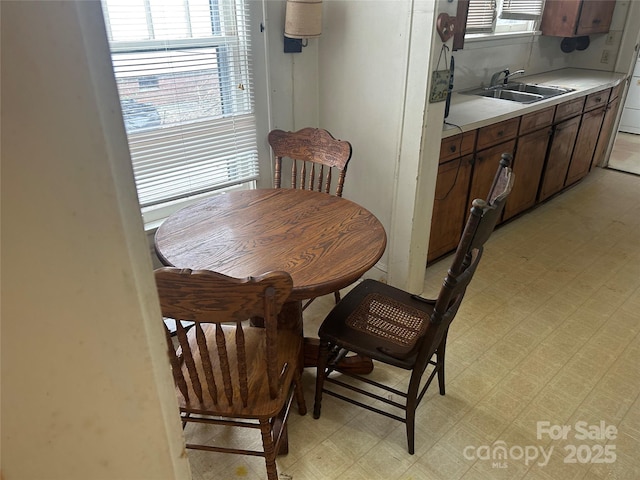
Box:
439 131 476 164
554 97 585 122
476 118 520 151
584 89 610 112
519 107 555 135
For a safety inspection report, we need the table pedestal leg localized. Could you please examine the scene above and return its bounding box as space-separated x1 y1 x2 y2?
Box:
266 300 374 374
277 301 303 333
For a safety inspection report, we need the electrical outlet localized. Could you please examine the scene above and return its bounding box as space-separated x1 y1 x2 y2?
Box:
606 33 615 45
601 50 610 64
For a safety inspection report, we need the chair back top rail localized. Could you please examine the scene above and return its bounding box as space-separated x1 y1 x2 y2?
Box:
268 128 352 197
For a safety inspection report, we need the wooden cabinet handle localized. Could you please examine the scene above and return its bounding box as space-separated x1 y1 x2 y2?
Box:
450 145 457 153
497 130 504 137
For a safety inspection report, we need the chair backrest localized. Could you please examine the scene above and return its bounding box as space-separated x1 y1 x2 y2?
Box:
419 154 513 361
154 268 293 408
268 127 352 197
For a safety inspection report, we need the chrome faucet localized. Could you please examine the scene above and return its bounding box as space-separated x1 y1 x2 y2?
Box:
489 69 525 87
504 69 525 84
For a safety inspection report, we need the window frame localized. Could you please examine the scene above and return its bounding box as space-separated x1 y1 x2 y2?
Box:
101 0 260 226
465 0 543 38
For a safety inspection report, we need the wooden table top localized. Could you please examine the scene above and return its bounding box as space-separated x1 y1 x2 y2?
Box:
154 189 387 302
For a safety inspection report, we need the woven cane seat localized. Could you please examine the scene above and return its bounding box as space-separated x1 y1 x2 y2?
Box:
345 293 430 348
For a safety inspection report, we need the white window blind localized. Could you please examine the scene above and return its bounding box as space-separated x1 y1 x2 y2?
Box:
101 0 259 208
501 0 544 20
466 0 543 33
466 0 497 33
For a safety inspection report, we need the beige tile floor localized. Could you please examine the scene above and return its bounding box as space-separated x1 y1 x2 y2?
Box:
607 132 640 176
185 164 640 480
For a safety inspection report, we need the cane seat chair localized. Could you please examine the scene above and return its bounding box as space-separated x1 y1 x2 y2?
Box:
313 154 514 454
268 127 353 309
155 268 307 480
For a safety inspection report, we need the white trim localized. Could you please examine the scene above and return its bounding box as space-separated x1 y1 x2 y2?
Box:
464 30 541 48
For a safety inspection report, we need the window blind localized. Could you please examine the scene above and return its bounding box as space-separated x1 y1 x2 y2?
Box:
501 0 544 20
466 0 496 33
101 0 259 208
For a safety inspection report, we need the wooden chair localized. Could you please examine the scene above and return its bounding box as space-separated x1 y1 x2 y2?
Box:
268 127 352 197
155 268 307 480
313 154 514 454
268 127 353 309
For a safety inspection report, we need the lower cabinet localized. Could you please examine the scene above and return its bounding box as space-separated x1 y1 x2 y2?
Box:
539 114 581 202
469 118 519 207
504 127 551 220
428 82 624 263
427 155 473 263
469 140 516 208
593 83 625 168
565 106 606 186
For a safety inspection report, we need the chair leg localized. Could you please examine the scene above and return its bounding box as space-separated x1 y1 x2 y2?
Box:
333 290 341 304
301 297 314 311
406 377 419 455
406 404 416 455
272 413 289 455
259 419 279 480
293 368 307 415
437 333 448 396
313 339 330 419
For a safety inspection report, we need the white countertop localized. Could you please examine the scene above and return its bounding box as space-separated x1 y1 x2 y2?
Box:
443 68 627 138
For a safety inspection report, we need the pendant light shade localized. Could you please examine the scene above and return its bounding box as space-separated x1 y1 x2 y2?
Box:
284 0 322 39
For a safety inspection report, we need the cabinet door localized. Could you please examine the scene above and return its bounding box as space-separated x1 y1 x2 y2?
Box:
539 115 581 201
541 0 616 37
593 96 622 168
427 155 473 263
504 127 551 220
565 107 606 186
469 140 516 212
541 0 581 36
576 0 616 35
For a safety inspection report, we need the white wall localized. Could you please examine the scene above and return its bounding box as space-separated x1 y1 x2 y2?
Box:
315 0 446 291
318 0 414 262
1 2 191 478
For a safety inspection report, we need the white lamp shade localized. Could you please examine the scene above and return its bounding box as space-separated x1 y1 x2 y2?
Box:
284 0 322 39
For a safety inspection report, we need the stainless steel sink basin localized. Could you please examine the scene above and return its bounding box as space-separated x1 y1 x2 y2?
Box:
503 82 574 97
463 82 575 103
470 88 544 103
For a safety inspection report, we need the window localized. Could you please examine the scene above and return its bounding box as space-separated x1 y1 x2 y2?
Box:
101 0 259 220
466 0 543 35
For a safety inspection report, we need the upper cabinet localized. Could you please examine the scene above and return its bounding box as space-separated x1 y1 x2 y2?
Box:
541 0 616 37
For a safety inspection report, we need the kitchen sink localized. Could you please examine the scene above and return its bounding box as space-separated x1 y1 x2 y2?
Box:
502 82 575 97
472 88 544 103
463 83 575 103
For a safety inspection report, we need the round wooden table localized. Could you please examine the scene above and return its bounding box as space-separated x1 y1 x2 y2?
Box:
155 188 387 369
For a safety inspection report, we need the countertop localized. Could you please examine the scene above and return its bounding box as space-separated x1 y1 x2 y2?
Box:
443 68 627 138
